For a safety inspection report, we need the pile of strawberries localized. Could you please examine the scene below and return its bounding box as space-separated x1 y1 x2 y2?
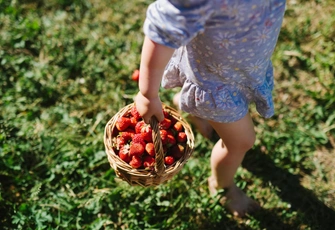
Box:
112 105 187 169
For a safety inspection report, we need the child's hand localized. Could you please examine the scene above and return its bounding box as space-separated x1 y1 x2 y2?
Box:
135 92 165 124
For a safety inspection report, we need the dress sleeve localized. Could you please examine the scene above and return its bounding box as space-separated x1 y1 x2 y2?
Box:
143 0 214 49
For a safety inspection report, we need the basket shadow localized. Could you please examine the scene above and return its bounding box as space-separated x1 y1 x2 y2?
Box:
242 147 335 229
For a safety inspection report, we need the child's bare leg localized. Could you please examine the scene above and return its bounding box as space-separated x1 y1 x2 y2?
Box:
207 113 260 217
173 92 213 138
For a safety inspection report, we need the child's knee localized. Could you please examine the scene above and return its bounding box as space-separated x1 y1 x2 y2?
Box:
231 132 255 152
243 134 256 151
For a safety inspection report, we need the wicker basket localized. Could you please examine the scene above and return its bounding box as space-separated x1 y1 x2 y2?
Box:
104 103 194 187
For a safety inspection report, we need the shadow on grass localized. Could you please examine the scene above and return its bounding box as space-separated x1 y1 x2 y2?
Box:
242 147 335 229
206 209 292 230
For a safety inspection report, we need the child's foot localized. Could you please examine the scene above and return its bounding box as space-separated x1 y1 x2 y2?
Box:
208 177 260 217
173 92 213 139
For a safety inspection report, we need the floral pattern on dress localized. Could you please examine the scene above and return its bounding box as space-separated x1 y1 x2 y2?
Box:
213 32 237 49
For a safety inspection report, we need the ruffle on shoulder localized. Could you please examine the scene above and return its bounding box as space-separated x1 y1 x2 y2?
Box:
143 0 215 49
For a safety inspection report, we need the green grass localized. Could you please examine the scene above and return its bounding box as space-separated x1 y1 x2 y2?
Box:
1 0 334 229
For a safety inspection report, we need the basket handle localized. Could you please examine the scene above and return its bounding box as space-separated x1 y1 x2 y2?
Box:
149 116 165 176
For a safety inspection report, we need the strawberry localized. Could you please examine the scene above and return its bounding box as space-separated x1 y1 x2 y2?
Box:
177 132 187 143
141 132 152 143
166 134 176 147
129 155 142 169
143 155 155 168
173 121 184 132
119 145 131 163
120 128 135 142
170 144 185 160
115 117 131 131
163 109 170 118
129 116 138 128
130 105 142 120
112 127 119 137
132 133 146 146
159 118 172 130
135 120 145 134
145 142 155 157
129 142 145 157
134 120 153 142
160 129 168 145
170 116 178 126
164 156 175 165
131 69 140 81
114 136 127 150
140 126 153 142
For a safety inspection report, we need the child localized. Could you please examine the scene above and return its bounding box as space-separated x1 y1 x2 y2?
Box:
135 0 286 217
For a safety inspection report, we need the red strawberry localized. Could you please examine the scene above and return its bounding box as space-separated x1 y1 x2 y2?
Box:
166 134 176 147
143 155 155 168
132 133 146 146
135 120 145 134
164 156 175 165
129 155 142 169
170 144 185 160
130 105 142 120
112 127 119 137
160 129 168 145
129 142 145 157
115 117 131 131
177 132 187 143
145 142 155 156
140 126 153 142
119 145 131 163
141 132 152 143
134 120 153 142
170 116 178 126
129 116 138 128
120 128 135 142
159 118 172 130
173 121 184 132
131 69 140 81
163 109 170 118
114 136 127 150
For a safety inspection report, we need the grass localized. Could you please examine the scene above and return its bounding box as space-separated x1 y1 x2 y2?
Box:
0 0 334 229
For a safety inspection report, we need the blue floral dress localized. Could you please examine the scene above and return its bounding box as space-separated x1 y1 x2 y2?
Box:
143 0 286 123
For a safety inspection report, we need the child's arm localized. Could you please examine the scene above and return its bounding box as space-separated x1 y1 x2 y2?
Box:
135 1 213 123
135 36 175 123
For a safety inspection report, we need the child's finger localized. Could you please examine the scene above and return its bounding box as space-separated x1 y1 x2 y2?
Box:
155 111 165 122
